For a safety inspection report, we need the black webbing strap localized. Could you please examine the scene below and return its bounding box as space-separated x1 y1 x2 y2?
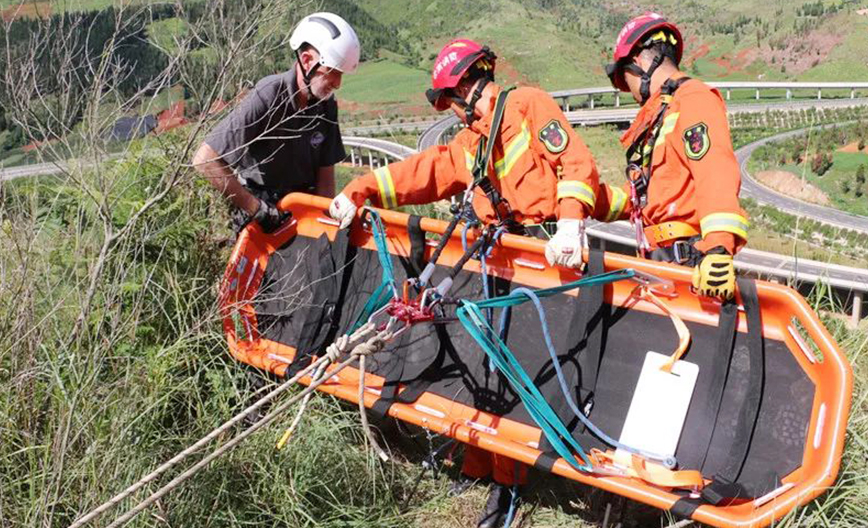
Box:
715 278 765 483
369 220 440 419
369 327 449 420
624 76 692 210
676 297 739 471
534 248 608 471
287 231 353 377
405 215 427 277
670 279 766 518
471 88 514 223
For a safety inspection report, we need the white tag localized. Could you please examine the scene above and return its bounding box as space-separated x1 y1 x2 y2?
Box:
617 351 699 459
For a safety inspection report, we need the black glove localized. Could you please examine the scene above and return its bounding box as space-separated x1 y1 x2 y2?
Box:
253 199 289 233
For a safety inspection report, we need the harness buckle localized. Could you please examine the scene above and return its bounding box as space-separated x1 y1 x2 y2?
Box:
672 240 692 265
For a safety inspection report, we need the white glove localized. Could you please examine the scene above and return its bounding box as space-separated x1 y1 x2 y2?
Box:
545 219 585 269
329 193 358 229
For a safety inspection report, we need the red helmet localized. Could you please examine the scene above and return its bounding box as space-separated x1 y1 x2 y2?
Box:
425 39 496 111
606 13 683 92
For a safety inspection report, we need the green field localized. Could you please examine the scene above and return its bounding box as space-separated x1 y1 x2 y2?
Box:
339 59 430 105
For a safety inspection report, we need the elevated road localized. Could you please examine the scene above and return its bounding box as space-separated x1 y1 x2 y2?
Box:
417 97 868 149
736 126 868 234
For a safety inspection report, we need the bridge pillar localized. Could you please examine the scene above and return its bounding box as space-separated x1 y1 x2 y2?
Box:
726 89 731 100
851 88 856 99
817 89 822 100
589 95 595 110
615 93 620 107
368 151 375 169
853 291 863 327
755 89 760 100
350 148 357 167
786 89 792 100
564 98 570 112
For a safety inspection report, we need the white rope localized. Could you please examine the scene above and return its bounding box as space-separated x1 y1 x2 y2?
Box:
71 323 385 528
358 353 389 462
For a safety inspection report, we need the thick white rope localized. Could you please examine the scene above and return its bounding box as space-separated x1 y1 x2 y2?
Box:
358 353 390 462
71 322 383 528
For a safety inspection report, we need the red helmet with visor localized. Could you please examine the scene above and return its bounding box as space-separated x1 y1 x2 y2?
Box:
606 13 683 95
425 39 496 111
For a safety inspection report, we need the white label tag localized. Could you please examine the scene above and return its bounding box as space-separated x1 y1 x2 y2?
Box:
617 351 699 459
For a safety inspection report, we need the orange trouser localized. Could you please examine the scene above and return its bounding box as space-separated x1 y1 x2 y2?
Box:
461 444 528 486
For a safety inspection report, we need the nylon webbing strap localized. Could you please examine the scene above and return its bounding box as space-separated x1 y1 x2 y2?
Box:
535 249 608 471
676 297 738 470
288 231 353 376
472 88 514 222
405 215 427 277
369 324 451 420
670 279 766 518
716 278 765 482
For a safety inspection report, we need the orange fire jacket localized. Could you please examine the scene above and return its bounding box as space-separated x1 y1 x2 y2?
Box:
342 85 599 225
592 74 749 255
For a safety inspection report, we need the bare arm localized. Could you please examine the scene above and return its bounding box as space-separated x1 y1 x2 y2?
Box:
314 165 336 198
192 142 260 215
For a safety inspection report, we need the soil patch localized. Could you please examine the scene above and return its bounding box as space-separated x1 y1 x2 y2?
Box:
760 29 843 75
684 43 710 67
837 141 868 154
755 170 830 205
1 2 50 21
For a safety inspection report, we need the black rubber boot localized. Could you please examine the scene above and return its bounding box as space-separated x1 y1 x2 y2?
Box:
476 483 518 528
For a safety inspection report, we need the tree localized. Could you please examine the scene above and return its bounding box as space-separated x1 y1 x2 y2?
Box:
857 164 866 186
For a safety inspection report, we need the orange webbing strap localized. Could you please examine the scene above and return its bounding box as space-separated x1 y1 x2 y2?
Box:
631 455 704 490
643 221 699 246
636 286 691 373
589 449 704 490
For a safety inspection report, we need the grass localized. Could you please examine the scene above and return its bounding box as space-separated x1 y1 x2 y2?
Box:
339 59 430 106
2 122 867 528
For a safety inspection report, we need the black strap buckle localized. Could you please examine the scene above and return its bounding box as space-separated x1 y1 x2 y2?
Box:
672 239 693 265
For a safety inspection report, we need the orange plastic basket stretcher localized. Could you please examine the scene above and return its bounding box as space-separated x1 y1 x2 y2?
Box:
219 194 852 528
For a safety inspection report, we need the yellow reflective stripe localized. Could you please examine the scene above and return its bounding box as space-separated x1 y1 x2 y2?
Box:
653 111 680 150
557 180 595 208
463 149 474 171
494 120 531 180
700 213 749 240
606 186 628 222
373 166 397 209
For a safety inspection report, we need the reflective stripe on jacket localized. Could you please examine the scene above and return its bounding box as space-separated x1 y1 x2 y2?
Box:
343 85 599 225
593 75 748 254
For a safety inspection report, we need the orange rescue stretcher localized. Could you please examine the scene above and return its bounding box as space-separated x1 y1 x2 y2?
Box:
219 194 852 528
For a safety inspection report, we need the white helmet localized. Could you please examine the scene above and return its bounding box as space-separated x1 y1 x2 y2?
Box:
289 12 361 74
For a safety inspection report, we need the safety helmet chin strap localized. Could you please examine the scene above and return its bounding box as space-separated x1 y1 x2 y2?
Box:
450 76 491 126
637 53 665 104
295 49 322 103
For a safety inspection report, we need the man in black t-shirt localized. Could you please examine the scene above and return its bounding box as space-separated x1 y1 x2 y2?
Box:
193 13 360 233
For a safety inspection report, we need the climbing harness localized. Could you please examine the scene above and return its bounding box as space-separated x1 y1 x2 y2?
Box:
623 76 691 257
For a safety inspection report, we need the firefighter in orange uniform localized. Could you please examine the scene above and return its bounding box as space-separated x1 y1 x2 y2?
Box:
329 39 600 527
597 13 749 300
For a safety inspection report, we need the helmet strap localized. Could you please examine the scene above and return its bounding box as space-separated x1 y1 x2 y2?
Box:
639 53 664 104
295 49 322 103
461 77 490 126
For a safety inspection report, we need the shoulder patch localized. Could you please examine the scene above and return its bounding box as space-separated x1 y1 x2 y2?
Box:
683 122 710 161
539 119 569 153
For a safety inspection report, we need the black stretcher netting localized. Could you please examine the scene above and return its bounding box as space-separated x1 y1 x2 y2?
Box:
254 234 814 496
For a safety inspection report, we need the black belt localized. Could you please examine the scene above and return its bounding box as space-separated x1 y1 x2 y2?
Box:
648 236 702 266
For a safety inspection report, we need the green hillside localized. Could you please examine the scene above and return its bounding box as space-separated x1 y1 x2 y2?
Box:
340 0 868 110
